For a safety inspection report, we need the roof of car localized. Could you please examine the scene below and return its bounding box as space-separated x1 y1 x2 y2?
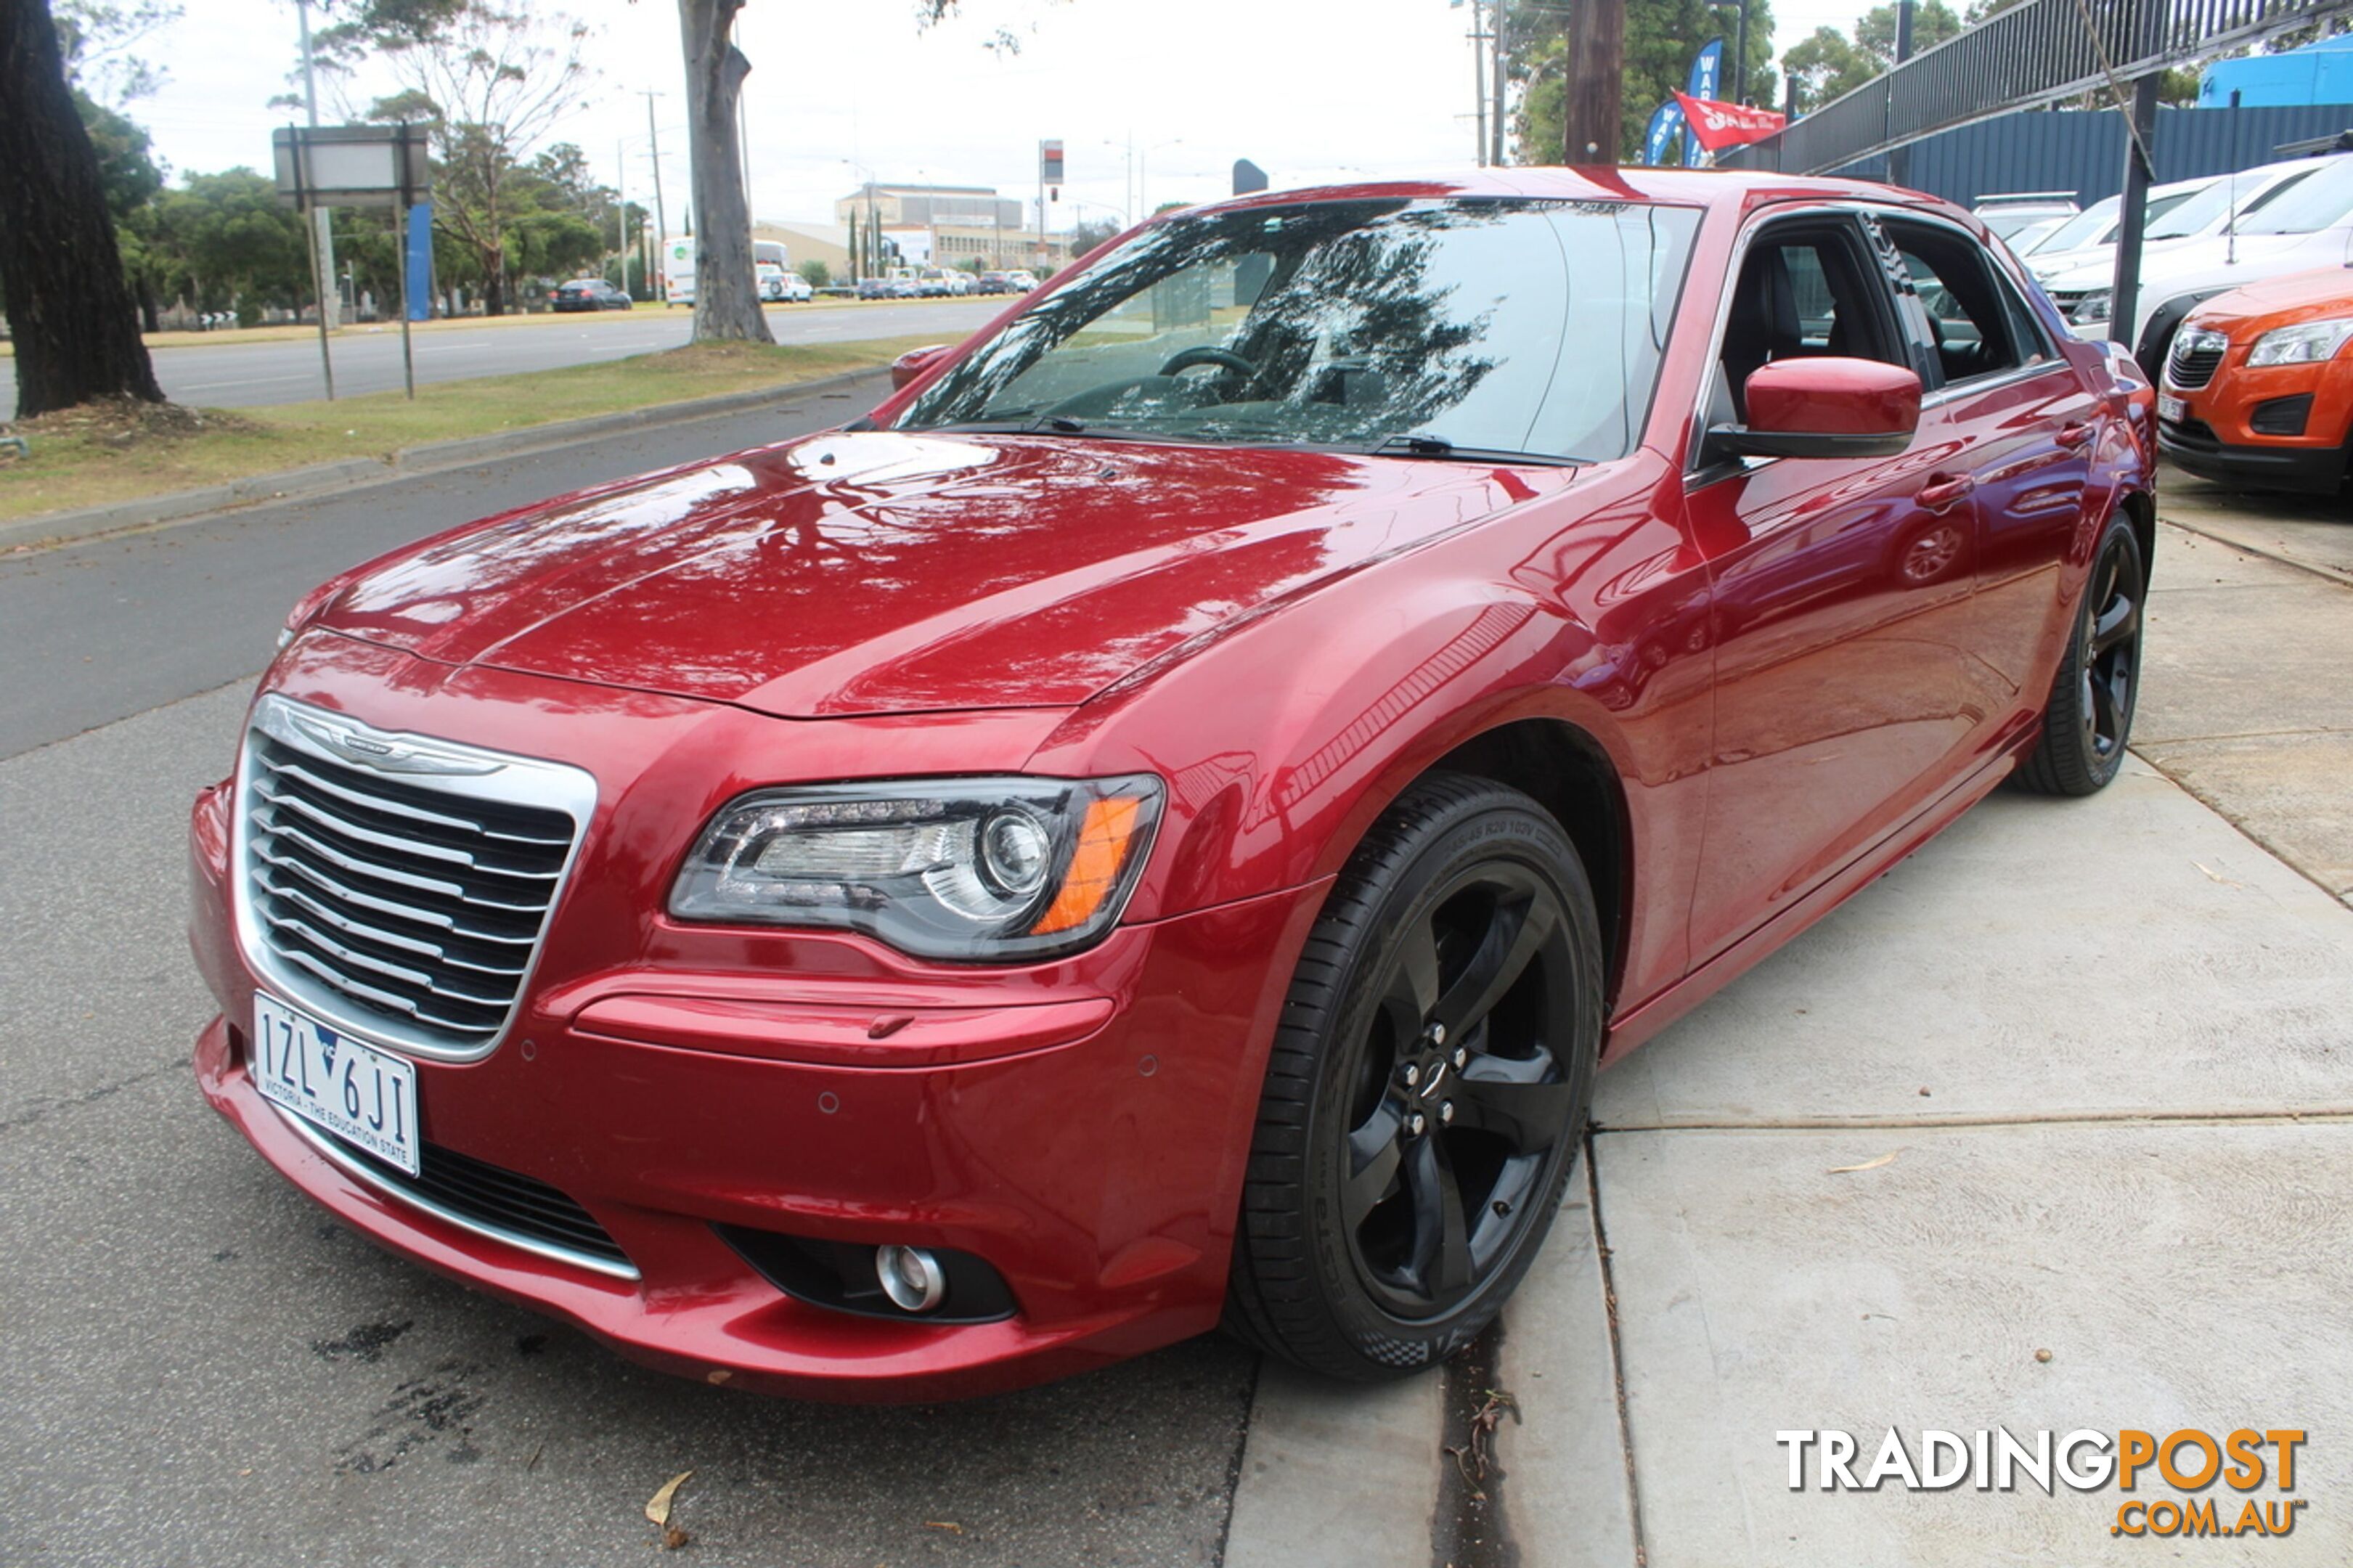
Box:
1180 166 1962 221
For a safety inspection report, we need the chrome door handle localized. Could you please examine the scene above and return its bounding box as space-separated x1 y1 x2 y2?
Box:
1917 473 1976 511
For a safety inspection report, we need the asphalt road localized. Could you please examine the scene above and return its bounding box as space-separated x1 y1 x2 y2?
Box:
0 383 1256 1567
3 298 1003 408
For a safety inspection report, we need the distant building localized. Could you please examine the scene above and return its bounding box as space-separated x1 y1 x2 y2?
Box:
833 182 1072 274
2201 35 2353 107
752 220 852 280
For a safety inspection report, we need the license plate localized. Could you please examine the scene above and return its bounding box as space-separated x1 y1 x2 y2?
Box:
253 992 420 1177
2158 393 2186 423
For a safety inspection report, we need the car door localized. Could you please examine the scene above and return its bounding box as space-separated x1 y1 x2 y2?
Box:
1870 212 2097 750
1681 210 1984 964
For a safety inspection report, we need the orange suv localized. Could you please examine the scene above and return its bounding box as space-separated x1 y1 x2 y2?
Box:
2158 265 2353 494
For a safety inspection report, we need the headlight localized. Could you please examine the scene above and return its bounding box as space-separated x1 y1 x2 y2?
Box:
276 580 342 649
2246 317 2353 367
2065 290 2112 327
669 775 1164 960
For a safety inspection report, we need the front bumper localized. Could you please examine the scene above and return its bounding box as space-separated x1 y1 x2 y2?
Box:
187 654 1327 1402
2158 415 2349 494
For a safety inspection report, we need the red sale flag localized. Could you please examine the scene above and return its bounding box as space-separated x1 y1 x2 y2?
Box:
1673 90 1787 152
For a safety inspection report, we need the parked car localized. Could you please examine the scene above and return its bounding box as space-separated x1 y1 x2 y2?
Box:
914 267 967 297
758 263 814 303
2000 213 2072 256
974 270 1020 295
549 278 632 312
2158 264 2353 492
1971 190 2079 237
2013 174 2217 274
2038 152 2353 372
1006 269 1040 292
856 276 893 300
190 169 2152 1403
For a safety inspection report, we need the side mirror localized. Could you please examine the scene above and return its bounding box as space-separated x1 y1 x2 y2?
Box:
890 343 950 391
1707 357 1922 461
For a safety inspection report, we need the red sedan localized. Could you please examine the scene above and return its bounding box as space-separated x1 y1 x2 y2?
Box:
188 169 2154 1401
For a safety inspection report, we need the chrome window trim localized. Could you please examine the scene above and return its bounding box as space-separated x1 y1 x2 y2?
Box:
274 1106 641 1281
1918 357 2074 409
232 693 598 1065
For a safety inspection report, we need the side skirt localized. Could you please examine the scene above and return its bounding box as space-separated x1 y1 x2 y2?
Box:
1597 743 2020 1065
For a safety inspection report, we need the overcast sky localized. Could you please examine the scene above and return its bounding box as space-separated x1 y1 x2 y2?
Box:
129 0 1865 233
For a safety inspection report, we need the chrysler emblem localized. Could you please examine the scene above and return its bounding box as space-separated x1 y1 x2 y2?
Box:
289 712 505 777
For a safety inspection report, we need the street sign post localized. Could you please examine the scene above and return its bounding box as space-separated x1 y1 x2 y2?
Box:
273 123 431 399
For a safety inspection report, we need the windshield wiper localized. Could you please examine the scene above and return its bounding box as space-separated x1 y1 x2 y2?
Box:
1371 434 1580 467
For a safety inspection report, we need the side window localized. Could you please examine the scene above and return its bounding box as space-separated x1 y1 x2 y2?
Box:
1713 219 1903 429
1878 218 2046 388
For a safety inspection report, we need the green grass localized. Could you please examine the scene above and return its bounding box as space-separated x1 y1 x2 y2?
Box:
0 337 945 529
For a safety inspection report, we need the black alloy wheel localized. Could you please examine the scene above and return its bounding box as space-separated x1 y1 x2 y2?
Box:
2015 512 2146 796
1226 774 1602 1380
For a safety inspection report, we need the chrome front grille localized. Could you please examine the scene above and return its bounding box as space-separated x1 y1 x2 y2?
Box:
2167 329 2228 391
237 695 597 1061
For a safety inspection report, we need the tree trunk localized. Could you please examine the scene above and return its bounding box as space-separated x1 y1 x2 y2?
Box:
0 0 164 418
1563 0 1626 166
677 0 772 343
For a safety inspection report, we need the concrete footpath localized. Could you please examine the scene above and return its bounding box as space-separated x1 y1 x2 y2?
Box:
1226 515 2353 1565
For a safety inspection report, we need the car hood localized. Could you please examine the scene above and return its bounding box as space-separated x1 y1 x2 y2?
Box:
2181 264 2353 332
317 429 1570 719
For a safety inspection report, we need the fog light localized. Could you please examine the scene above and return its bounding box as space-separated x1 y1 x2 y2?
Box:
875 1244 947 1313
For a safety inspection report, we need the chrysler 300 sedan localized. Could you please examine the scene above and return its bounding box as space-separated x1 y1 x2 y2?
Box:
189 168 2155 1401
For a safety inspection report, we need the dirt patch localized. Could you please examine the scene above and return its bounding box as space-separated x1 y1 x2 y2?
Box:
5 397 263 452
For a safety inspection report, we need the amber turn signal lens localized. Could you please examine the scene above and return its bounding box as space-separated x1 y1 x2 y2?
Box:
1028 796 1146 935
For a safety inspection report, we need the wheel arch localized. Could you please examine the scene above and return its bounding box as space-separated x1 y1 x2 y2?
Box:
2118 485 2156 589
1424 718 1634 1012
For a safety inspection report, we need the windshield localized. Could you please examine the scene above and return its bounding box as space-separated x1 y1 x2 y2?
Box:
894 197 1704 462
2151 163 2315 238
2239 157 2353 234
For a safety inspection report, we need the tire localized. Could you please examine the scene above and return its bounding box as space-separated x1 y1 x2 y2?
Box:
2014 510 2146 796
1223 772 1604 1381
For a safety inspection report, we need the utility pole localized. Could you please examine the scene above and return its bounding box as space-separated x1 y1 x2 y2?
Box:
1472 1 1488 166
643 91 669 298
615 136 628 290
1491 0 1508 165
1733 0 1750 104
1565 0 1625 164
294 0 338 330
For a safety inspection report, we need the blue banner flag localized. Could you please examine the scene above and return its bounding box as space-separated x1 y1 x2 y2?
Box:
1687 38 1724 101
1644 101 1686 166
405 203 433 322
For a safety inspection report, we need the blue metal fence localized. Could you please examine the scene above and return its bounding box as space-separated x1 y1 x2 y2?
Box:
1822 102 2353 205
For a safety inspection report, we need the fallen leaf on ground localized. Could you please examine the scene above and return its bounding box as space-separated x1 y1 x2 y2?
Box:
925 1521 965 1533
645 1470 693 1528
2193 861 2243 888
1828 1152 1898 1174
